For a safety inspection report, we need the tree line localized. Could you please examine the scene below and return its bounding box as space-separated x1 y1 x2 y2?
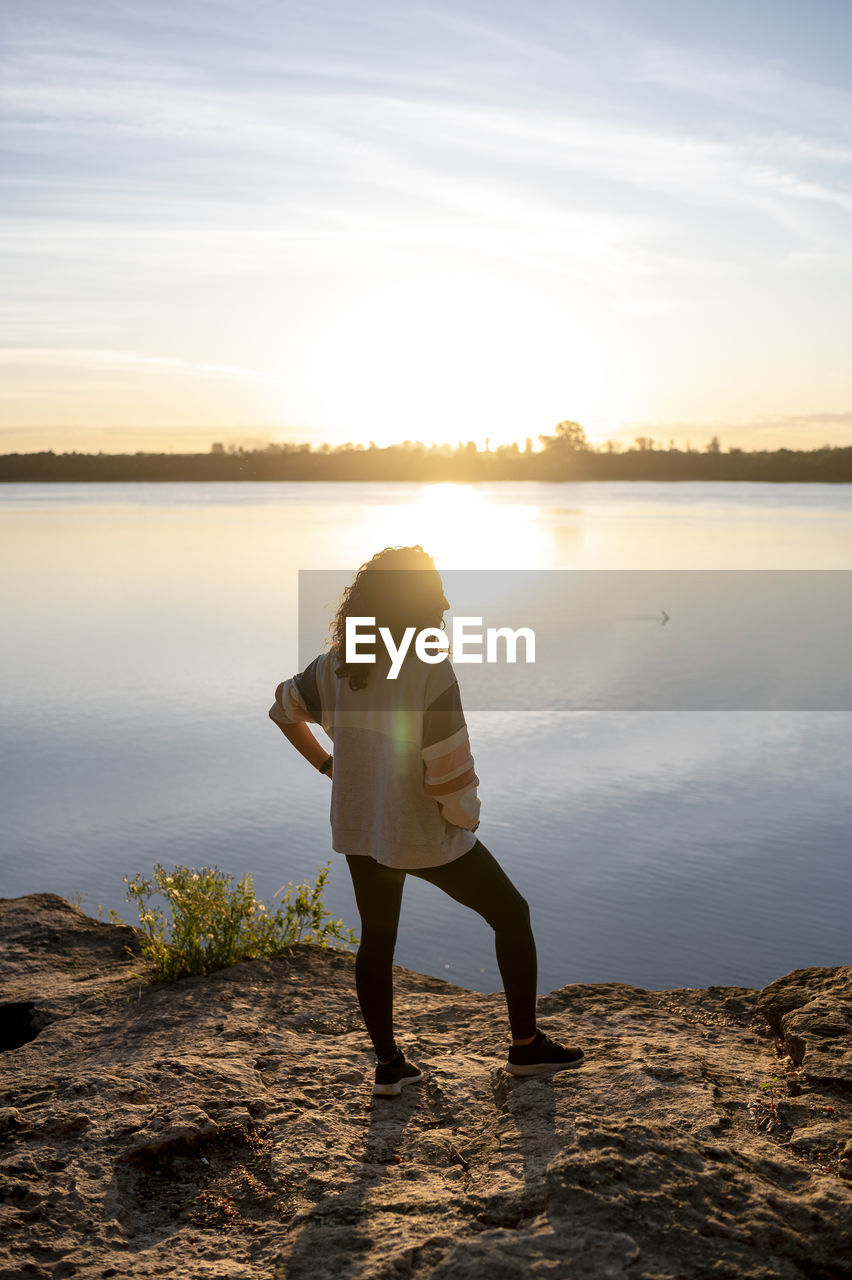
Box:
3 421 852 482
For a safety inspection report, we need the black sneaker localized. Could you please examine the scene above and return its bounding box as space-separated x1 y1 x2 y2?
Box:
373 1049 425 1098
506 1029 584 1077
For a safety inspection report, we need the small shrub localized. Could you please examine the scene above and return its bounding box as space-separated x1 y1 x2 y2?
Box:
121 861 357 982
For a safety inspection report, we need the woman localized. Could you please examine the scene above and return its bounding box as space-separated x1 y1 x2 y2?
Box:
270 545 583 1096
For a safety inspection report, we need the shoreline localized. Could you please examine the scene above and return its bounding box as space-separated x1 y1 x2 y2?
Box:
4 445 852 485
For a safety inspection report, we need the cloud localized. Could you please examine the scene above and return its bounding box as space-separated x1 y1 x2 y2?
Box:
0 347 290 381
633 42 852 139
611 411 852 450
2 0 851 313
5 16 851 237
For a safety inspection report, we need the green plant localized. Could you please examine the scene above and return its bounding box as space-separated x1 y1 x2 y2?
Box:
759 1076 780 1101
121 861 357 982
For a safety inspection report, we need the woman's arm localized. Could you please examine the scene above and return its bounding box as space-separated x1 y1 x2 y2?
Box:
273 718 333 779
269 672 332 778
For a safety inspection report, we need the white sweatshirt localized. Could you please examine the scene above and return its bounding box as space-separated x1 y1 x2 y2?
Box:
270 650 480 869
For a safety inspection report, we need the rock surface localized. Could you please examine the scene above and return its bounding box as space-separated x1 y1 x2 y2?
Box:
1 893 850 1279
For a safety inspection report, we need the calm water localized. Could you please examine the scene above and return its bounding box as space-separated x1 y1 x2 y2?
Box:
2 481 851 994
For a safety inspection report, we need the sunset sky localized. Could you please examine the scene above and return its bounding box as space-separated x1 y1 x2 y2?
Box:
3 0 852 452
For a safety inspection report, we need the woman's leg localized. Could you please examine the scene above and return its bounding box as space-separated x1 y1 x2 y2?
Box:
409 840 538 1041
345 855 406 1061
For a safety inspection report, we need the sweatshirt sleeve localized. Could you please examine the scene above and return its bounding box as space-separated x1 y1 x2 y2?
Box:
421 664 480 830
269 656 323 729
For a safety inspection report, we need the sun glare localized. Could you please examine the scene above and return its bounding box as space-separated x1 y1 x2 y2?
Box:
303 275 618 448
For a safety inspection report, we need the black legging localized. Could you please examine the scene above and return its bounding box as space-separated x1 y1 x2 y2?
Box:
345 839 537 1059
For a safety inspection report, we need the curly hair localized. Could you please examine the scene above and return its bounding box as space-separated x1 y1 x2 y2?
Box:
331 545 447 690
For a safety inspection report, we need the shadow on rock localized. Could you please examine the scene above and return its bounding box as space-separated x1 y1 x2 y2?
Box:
274 1078 424 1280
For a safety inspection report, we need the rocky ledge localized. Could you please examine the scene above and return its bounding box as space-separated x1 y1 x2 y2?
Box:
1 893 850 1280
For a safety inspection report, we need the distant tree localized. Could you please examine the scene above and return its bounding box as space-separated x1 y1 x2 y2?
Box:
633 436 656 452
539 420 588 452
210 442 224 454
705 435 721 453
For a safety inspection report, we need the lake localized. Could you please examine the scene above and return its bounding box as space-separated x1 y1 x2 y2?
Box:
2 481 851 995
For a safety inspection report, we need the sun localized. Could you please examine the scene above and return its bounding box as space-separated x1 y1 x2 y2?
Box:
302 273 618 448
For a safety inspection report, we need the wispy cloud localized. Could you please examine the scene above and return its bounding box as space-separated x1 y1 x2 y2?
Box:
0 346 291 380
4 35 851 281
633 42 852 138
614 410 852 450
